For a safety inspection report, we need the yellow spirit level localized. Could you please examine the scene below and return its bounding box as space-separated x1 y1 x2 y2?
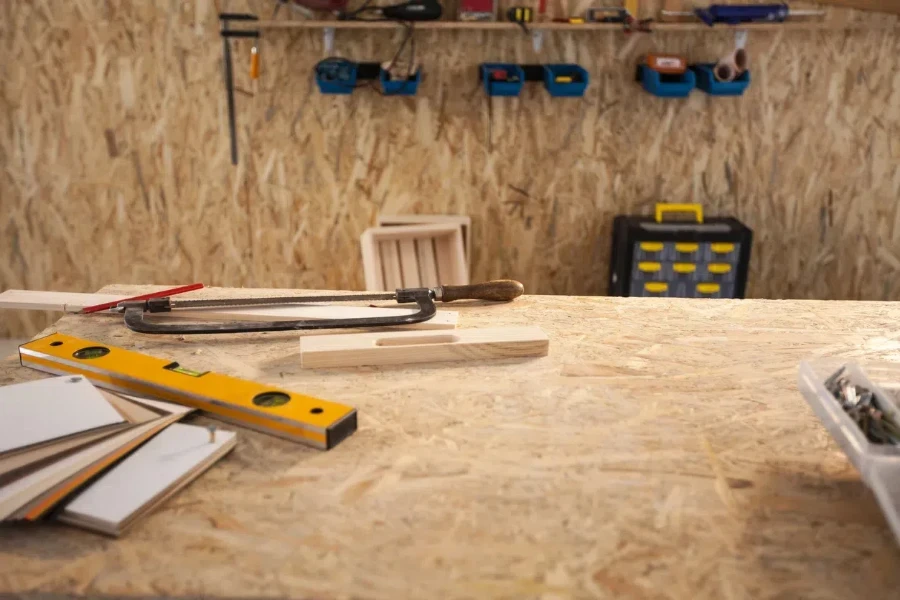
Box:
19 333 357 450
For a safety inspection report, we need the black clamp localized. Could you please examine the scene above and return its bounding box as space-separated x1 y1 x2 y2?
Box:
220 12 260 37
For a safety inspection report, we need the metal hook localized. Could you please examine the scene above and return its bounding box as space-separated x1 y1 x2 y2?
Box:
531 30 543 53
324 27 335 54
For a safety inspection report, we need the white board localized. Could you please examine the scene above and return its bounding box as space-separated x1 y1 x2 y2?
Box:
0 376 124 455
60 423 236 535
0 417 170 520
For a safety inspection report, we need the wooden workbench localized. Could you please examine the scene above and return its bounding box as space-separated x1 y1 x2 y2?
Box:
2 285 899 599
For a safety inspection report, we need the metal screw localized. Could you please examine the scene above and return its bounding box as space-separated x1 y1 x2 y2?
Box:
825 366 900 446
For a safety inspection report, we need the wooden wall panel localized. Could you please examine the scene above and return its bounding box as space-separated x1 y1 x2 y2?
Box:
0 1 899 337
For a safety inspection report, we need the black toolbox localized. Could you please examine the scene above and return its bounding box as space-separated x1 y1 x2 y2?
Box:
608 204 752 298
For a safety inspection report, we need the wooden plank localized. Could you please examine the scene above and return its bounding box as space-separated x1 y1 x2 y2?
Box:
99 391 161 424
361 223 463 242
230 19 896 31
814 0 900 14
0 289 120 312
0 426 129 484
0 416 178 521
59 423 236 536
398 239 420 288
299 326 549 368
0 290 459 330
15 414 186 521
119 395 196 416
416 238 438 287
379 241 402 290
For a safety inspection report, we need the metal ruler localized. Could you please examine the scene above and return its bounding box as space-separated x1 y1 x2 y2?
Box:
19 333 357 450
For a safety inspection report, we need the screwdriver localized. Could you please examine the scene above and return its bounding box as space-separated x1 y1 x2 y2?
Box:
661 3 824 26
250 44 259 79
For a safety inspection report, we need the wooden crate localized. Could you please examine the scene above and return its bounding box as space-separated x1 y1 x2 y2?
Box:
376 214 472 271
360 224 469 291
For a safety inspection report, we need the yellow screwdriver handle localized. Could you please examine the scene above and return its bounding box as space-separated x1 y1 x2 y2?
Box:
250 46 259 79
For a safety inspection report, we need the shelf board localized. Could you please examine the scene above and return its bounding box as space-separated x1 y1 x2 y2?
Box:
229 18 897 32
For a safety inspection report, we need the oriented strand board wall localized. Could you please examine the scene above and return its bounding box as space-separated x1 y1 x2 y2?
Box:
0 1 898 337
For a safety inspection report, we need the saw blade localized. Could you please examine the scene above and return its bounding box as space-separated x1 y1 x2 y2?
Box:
168 292 398 310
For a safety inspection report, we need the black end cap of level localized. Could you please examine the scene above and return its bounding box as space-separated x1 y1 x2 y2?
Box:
326 411 358 449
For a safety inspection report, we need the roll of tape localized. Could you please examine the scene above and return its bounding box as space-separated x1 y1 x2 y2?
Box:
714 58 735 82
733 48 748 74
714 48 749 82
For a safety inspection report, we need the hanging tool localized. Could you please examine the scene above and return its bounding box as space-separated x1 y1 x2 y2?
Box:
585 6 651 32
459 0 497 21
219 13 259 166
661 4 824 26
587 6 624 20
339 0 443 21
110 280 525 335
250 44 260 79
273 0 349 16
507 6 534 31
624 0 639 21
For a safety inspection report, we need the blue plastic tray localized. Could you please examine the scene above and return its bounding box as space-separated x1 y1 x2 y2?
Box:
691 63 750 96
637 65 695 98
543 64 589 97
480 63 525 97
315 60 358 95
380 68 421 96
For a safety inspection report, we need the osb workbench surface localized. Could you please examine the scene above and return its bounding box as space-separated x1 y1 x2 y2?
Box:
2 285 900 599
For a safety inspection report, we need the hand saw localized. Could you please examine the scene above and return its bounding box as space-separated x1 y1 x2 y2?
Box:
113 280 524 335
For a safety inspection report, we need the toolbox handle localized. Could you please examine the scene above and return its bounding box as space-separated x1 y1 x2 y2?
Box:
655 203 704 224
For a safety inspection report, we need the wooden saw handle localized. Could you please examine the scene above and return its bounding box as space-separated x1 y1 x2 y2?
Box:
438 280 524 303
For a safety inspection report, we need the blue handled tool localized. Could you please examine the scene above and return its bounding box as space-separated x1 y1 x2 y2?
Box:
662 3 823 26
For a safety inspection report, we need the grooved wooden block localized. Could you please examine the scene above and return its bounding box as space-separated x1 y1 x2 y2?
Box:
299 326 549 368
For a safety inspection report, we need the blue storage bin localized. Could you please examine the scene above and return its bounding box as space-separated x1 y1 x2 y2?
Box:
480 63 525 97
315 59 358 95
542 64 589 97
637 64 695 98
691 63 750 96
380 68 421 96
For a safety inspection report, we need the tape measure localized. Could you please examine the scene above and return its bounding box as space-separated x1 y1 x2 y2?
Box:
19 333 357 450
645 53 687 75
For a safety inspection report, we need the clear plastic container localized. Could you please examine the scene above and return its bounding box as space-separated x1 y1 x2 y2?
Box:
798 360 900 544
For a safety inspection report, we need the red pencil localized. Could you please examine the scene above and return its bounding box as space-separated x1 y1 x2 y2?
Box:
79 283 204 314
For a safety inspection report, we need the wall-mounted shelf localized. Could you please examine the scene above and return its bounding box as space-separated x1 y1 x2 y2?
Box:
218 10 897 164
228 18 897 32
